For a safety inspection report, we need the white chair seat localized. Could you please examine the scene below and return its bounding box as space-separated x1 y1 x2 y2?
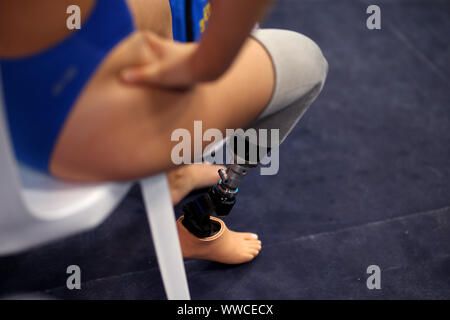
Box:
19 165 131 221
0 165 131 256
0 66 190 299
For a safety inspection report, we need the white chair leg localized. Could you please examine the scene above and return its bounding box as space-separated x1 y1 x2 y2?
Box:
140 173 191 300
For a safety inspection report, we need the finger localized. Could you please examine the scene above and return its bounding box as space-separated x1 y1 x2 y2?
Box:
121 64 161 84
143 31 167 56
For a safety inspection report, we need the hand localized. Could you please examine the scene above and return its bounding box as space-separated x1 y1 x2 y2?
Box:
121 32 199 89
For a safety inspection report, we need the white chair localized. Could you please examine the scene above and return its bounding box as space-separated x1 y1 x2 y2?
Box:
0 69 190 300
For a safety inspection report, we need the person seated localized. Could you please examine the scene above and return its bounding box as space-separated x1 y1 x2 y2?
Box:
0 0 328 264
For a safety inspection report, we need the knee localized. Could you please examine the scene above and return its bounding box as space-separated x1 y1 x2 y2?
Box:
252 29 328 112
289 31 328 88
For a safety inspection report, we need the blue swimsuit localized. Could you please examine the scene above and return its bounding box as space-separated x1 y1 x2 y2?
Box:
170 0 211 42
0 0 134 172
0 0 209 173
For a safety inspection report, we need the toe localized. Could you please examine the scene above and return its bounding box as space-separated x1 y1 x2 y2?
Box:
248 248 260 257
244 253 256 261
249 243 262 251
248 239 262 246
242 233 259 240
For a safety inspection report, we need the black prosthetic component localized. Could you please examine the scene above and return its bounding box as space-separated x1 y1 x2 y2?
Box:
182 134 272 236
208 185 236 217
182 194 220 238
234 135 260 164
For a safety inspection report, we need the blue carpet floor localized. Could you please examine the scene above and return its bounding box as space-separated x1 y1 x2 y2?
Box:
1 0 449 299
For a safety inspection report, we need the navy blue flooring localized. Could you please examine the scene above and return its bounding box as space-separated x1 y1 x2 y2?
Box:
1 0 449 299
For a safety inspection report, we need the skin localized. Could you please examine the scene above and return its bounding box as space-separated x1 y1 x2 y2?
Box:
0 0 275 183
0 0 267 262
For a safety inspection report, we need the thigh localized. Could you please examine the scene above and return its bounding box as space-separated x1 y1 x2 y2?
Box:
50 36 274 182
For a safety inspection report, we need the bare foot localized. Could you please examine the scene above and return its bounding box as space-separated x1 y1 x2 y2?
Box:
177 216 262 264
167 163 225 205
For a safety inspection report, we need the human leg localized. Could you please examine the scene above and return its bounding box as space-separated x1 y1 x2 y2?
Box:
179 29 328 264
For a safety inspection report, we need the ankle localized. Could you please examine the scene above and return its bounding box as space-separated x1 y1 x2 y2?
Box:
181 216 221 238
177 216 226 258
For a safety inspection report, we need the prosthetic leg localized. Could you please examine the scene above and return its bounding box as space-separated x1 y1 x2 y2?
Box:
178 29 329 264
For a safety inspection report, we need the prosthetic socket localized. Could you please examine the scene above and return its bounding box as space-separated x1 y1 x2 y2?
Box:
181 29 329 238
